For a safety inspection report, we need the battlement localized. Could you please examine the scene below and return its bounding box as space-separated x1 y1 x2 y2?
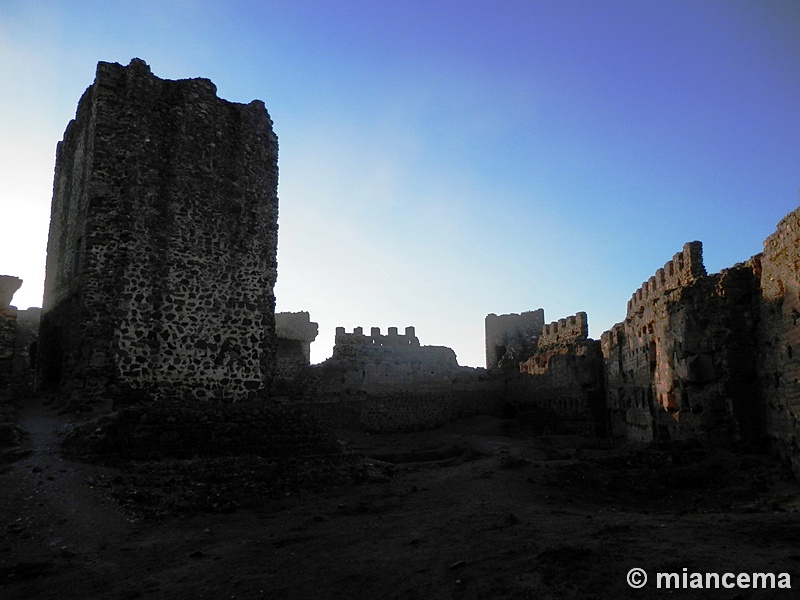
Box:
537 312 588 350
626 241 706 316
334 326 420 347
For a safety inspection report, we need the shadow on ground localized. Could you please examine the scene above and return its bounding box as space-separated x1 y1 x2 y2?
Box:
2 397 799 599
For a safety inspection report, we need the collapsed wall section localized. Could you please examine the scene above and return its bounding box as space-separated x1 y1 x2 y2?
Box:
37 59 279 407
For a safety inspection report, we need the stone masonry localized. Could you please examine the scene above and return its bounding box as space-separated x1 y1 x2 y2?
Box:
37 59 279 408
759 207 800 475
275 311 319 386
295 326 505 432
0 276 22 444
503 311 605 435
16 57 800 475
485 310 544 371
601 242 762 447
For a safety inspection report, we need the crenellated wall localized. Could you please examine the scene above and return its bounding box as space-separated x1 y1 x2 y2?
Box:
324 325 458 391
334 326 420 348
626 241 706 317
511 310 604 435
291 326 504 432
602 243 761 446
537 312 588 351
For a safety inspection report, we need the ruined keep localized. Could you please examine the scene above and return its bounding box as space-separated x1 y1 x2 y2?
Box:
37 59 279 408
485 310 545 371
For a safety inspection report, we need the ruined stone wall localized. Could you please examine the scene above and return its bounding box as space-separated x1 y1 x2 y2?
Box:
514 309 604 435
38 59 279 407
485 310 544 370
320 329 461 394
602 243 708 442
759 205 800 476
292 326 504 431
334 326 420 348
13 307 41 398
275 312 318 384
0 276 22 445
537 312 588 351
602 242 762 446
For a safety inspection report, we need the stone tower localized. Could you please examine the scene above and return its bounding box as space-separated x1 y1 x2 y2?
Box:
37 59 279 407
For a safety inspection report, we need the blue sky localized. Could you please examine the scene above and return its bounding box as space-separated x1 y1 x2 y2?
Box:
1 1 799 367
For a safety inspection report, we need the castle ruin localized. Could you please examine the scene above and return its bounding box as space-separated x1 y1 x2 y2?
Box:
0 58 798 478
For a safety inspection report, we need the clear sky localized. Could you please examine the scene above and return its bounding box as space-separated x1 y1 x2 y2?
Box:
1 1 799 367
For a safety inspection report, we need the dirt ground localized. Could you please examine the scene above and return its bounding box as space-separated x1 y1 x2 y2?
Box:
1 397 799 599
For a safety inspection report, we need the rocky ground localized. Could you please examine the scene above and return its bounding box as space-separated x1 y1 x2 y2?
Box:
1 397 799 599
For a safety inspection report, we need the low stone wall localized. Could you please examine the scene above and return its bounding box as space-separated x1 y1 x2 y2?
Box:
62 399 343 460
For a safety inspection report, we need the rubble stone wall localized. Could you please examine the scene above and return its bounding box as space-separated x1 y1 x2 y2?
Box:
293 328 505 432
0 276 22 445
516 313 605 435
485 310 544 370
759 206 800 476
537 312 588 351
13 307 41 398
335 326 420 347
0 307 17 444
37 59 279 408
275 312 318 384
601 242 762 447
